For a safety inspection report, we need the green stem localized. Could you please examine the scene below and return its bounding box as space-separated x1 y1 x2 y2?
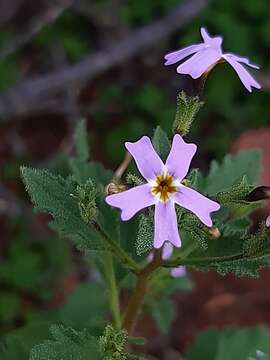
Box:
93 222 140 274
104 252 121 330
164 252 243 268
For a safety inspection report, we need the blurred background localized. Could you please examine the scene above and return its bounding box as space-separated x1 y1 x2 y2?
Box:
0 0 270 358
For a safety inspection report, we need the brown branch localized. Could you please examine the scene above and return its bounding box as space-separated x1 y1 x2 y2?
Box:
0 0 75 60
122 249 162 335
0 0 207 120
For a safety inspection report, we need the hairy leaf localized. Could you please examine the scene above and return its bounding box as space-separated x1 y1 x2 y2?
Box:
20 167 104 251
187 326 270 360
136 214 153 255
30 325 100 360
152 126 170 161
201 150 261 196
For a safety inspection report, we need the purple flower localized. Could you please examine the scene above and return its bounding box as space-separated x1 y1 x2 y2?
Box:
164 27 261 92
266 215 270 227
106 134 220 249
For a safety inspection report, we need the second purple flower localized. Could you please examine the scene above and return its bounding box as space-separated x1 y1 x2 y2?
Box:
106 134 220 249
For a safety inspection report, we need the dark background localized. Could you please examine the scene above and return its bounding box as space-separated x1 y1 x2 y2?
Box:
0 0 270 358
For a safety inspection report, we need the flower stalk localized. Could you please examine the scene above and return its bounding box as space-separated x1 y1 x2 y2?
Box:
103 251 122 330
122 249 163 335
93 222 140 274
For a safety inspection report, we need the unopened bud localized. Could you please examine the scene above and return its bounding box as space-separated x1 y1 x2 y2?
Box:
173 91 204 136
77 179 98 223
245 186 270 202
106 182 127 195
204 226 221 239
181 178 190 186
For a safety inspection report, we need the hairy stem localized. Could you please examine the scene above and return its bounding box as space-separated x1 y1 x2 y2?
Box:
164 252 244 268
104 252 121 330
93 222 140 274
122 250 162 335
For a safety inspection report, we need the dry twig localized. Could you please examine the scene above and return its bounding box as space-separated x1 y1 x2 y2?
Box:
0 0 207 120
0 0 75 60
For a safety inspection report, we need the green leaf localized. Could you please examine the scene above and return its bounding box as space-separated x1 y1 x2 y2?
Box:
20 167 104 251
202 150 261 196
99 324 128 359
70 159 112 186
181 215 210 250
168 226 270 277
152 126 171 161
0 322 51 360
215 176 252 204
136 214 153 256
29 325 101 360
0 293 20 322
58 283 107 329
0 248 41 290
220 217 250 237
187 329 220 360
151 298 175 334
187 326 270 360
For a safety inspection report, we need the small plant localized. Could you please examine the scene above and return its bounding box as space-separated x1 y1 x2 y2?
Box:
8 27 270 359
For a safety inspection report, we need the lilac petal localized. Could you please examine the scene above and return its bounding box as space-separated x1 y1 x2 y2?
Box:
223 54 261 92
154 201 181 249
200 27 223 48
148 241 173 264
224 53 259 69
162 242 174 260
165 134 197 181
177 48 221 79
175 185 220 227
266 215 270 227
171 266 186 278
164 44 204 65
125 136 164 181
106 184 154 221
200 27 212 43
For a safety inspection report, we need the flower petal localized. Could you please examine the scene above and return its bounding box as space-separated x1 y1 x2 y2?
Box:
224 53 259 69
125 136 164 181
266 215 270 227
162 242 174 260
200 27 223 47
164 44 204 65
106 184 154 221
175 185 220 227
154 201 181 248
200 27 212 43
165 134 197 181
177 48 221 79
171 266 186 278
223 54 261 92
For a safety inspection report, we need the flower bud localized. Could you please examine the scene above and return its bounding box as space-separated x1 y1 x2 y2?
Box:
77 179 98 223
173 91 204 136
245 186 270 202
106 182 127 195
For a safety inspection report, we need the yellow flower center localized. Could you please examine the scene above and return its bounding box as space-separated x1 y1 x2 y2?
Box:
151 173 177 202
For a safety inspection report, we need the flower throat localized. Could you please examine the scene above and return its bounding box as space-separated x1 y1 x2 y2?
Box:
151 173 177 202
